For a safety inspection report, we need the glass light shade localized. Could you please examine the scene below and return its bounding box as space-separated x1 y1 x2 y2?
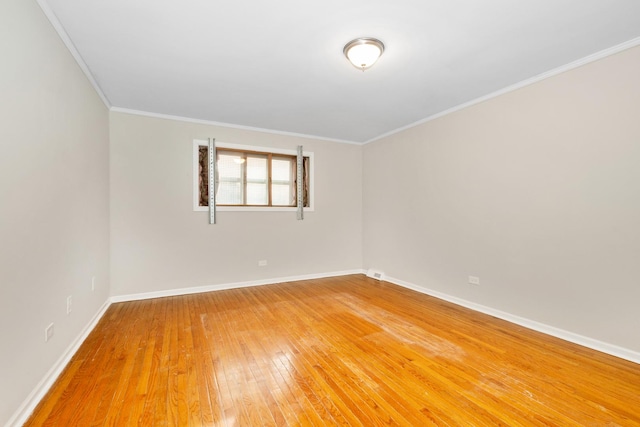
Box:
344 38 384 70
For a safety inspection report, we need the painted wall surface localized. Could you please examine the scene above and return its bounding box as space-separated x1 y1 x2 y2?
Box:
0 0 110 424
109 112 363 296
3 1 639 422
363 46 640 352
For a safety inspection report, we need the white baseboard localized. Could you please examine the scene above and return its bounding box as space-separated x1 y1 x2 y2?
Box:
7 299 112 427
8 270 364 426
384 274 640 365
110 269 366 303
13 269 635 427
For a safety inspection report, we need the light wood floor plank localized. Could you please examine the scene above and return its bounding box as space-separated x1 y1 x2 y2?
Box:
24 275 640 426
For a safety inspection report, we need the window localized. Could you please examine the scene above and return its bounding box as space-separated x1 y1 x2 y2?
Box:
193 141 312 211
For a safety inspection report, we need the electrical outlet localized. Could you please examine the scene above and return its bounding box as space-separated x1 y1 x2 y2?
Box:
45 323 54 342
258 260 268 267
468 276 480 285
67 295 73 314
91 276 95 292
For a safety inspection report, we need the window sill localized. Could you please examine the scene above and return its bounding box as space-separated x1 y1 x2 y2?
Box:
194 206 314 213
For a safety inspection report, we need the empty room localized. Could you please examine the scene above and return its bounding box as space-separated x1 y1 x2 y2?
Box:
2 0 640 425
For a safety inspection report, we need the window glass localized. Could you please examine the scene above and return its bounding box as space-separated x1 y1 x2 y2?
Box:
246 155 268 205
196 144 311 209
272 157 293 206
217 153 243 204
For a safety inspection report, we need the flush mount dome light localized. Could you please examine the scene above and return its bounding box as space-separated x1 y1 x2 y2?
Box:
343 37 385 71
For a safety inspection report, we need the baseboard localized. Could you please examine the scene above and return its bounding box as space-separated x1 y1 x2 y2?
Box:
14 270 634 427
110 269 366 303
384 275 640 365
6 299 112 427
7 270 364 426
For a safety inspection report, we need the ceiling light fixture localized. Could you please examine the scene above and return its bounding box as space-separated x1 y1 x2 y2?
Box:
343 37 385 71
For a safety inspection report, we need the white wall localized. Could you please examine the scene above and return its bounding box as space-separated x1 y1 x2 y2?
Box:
0 0 110 425
109 112 362 297
363 45 640 353
3 3 639 423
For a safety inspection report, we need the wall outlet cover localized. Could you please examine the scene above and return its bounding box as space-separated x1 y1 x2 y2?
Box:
468 276 480 285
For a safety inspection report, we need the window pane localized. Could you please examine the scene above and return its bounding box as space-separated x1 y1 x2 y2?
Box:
272 157 293 206
247 183 268 205
246 155 267 181
272 184 292 206
217 182 242 204
218 153 243 178
272 158 291 182
246 156 267 205
204 149 308 208
217 153 243 204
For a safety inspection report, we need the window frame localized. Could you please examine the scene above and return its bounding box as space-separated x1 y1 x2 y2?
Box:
192 140 314 212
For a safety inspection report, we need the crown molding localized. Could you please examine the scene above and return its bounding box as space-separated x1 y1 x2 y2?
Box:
36 0 111 108
35 1 640 147
365 36 640 144
110 107 362 145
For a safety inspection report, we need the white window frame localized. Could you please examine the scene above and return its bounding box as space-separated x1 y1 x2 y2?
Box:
193 139 314 212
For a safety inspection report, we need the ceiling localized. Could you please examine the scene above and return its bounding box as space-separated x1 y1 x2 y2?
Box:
42 0 640 144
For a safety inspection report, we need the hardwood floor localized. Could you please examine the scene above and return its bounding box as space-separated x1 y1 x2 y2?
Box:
25 275 640 426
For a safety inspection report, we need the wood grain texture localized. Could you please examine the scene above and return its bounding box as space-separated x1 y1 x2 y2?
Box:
25 275 640 426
